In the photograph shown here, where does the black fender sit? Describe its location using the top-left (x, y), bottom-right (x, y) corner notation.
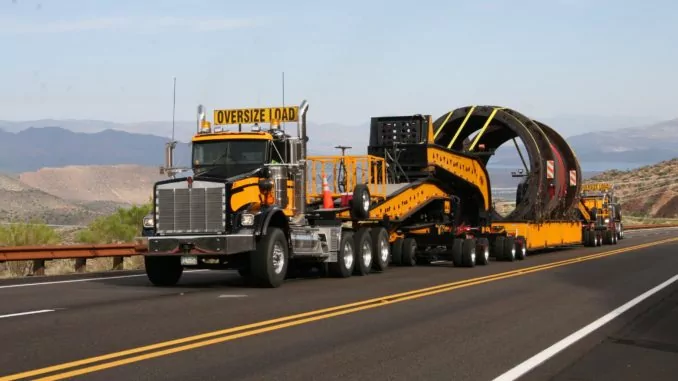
top-left (255, 207), bottom-right (290, 238)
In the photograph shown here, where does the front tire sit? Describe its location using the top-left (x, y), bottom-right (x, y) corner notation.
top-left (145, 256), bottom-right (183, 286)
top-left (251, 227), bottom-right (288, 288)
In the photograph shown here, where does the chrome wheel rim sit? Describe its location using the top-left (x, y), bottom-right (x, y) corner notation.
top-left (379, 238), bottom-right (389, 263)
top-left (343, 241), bottom-right (354, 270)
top-left (362, 193), bottom-right (370, 212)
top-left (272, 242), bottom-right (285, 274)
top-left (362, 241), bottom-right (372, 268)
top-left (484, 246), bottom-right (490, 261)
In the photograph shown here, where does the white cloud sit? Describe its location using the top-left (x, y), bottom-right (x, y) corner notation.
top-left (0, 16), bottom-right (261, 34)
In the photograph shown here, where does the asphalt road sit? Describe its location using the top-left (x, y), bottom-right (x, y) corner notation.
top-left (0, 227), bottom-right (677, 380)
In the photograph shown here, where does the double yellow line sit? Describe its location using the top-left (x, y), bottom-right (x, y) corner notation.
top-left (4, 237), bottom-right (678, 381)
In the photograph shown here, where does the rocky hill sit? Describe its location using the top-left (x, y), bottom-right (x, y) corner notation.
top-left (586, 158), bottom-right (678, 220)
top-left (0, 174), bottom-right (101, 225)
top-left (0, 165), bottom-right (163, 225)
top-left (19, 165), bottom-right (164, 205)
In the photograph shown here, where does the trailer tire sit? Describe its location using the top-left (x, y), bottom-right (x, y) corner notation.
top-left (611, 231), bottom-right (618, 245)
top-left (492, 236), bottom-right (506, 260)
top-left (329, 230), bottom-right (355, 278)
top-left (350, 184), bottom-right (371, 220)
top-left (390, 238), bottom-right (403, 265)
top-left (145, 256), bottom-right (183, 286)
top-left (401, 238), bottom-right (417, 267)
top-left (515, 236), bottom-right (527, 260)
top-left (461, 238), bottom-right (477, 267)
top-left (450, 239), bottom-right (464, 266)
top-left (503, 237), bottom-right (517, 262)
top-left (604, 230), bottom-right (613, 245)
top-left (251, 227), bottom-right (288, 288)
top-left (583, 230), bottom-right (592, 247)
top-left (476, 238), bottom-right (490, 266)
top-left (353, 228), bottom-right (373, 276)
top-left (371, 227), bottom-right (390, 272)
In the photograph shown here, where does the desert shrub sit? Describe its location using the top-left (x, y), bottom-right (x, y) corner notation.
top-left (77, 203), bottom-right (152, 244)
top-left (0, 221), bottom-right (60, 277)
top-left (0, 220), bottom-right (60, 246)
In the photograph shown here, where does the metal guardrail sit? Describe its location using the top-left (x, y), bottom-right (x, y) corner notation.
top-left (0, 243), bottom-right (147, 275)
top-left (0, 225), bottom-right (676, 276)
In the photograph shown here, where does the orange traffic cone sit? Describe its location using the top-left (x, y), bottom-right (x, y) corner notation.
top-left (322, 175), bottom-right (333, 208)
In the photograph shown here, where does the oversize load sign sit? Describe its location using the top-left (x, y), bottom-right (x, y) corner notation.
top-left (213, 106), bottom-right (299, 125)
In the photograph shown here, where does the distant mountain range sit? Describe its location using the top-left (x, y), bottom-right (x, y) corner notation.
top-left (0, 117), bottom-right (676, 173)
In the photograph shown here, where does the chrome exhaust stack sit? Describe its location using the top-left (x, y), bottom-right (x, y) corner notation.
top-left (294, 100), bottom-right (310, 218)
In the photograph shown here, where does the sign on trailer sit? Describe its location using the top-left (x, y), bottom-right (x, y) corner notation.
top-left (213, 106), bottom-right (299, 125)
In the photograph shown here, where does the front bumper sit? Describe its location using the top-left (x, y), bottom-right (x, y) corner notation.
top-left (145, 233), bottom-right (255, 256)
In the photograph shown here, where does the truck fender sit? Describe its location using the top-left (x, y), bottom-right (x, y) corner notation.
top-left (256, 207), bottom-right (290, 238)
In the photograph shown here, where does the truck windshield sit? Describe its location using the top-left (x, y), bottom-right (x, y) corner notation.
top-left (192, 140), bottom-right (268, 178)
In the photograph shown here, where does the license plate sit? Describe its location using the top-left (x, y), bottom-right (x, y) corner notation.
top-left (180, 256), bottom-right (198, 266)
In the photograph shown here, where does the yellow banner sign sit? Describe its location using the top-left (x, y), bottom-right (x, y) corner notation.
top-left (213, 106), bottom-right (299, 125)
top-left (581, 182), bottom-right (612, 192)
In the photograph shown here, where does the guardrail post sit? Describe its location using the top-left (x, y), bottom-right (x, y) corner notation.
top-left (32, 260), bottom-right (45, 276)
top-left (112, 257), bottom-right (124, 271)
top-left (75, 258), bottom-right (87, 273)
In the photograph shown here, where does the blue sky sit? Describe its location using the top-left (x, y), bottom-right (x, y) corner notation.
top-left (1, 0), bottom-right (677, 132)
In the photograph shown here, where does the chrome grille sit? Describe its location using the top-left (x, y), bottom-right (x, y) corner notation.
top-left (155, 181), bottom-right (225, 234)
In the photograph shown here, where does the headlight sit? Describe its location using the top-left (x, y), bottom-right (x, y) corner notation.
top-left (241, 213), bottom-right (255, 226)
top-left (143, 215), bottom-right (154, 228)
top-left (604, 218), bottom-right (610, 224)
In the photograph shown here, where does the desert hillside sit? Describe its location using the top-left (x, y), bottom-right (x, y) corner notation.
top-left (0, 174), bottom-right (101, 225)
top-left (19, 165), bottom-right (163, 205)
top-left (586, 158), bottom-right (678, 219)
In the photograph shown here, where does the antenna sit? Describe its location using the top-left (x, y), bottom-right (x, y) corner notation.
top-left (172, 76), bottom-right (176, 142)
top-left (282, 71), bottom-right (285, 132)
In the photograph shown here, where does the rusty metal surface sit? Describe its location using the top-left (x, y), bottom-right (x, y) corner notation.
top-left (0, 243), bottom-right (147, 261)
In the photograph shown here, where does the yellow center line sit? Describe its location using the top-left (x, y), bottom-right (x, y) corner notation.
top-left (3, 237), bottom-right (678, 381)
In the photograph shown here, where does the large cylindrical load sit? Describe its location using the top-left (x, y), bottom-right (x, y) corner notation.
top-left (432, 105), bottom-right (581, 222)
top-left (536, 121), bottom-right (582, 219)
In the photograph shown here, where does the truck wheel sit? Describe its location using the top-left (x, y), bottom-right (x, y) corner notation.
top-left (476, 238), bottom-right (490, 266)
top-left (329, 230), bottom-right (355, 277)
top-left (390, 238), bottom-right (403, 265)
top-left (401, 238), bottom-right (417, 267)
top-left (583, 230), bottom-right (591, 247)
top-left (145, 256), bottom-right (183, 286)
top-left (604, 230), bottom-right (613, 245)
top-left (449, 239), bottom-right (463, 266)
top-left (461, 238), bottom-right (477, 267)
top-left (251, 227), bottom-right (288, 288)
top-left (371, 227), bottom-right (390, 272)
top-left (503, 237), bottom-right (516, 262)
top-left (353, 228), bottom-right (373, 276)
top-left (611, 231), bottom-right (618, 244)
top-left (492, 236), bottom-right (506, 260)
top-left (515, 236), bottom-right (527, 260)
top-left (350, 184), bottom-right (371, 220)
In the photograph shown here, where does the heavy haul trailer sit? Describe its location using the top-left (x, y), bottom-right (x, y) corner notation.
top-left (368, 105), bottom-right (616, 263)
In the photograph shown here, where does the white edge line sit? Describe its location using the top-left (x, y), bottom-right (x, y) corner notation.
top-left (0, 269), bottom-right (210, 290)
top-left (492, 273), bottom-right (678, 381)
top-left (0, 309), bottom-right (55, 319)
